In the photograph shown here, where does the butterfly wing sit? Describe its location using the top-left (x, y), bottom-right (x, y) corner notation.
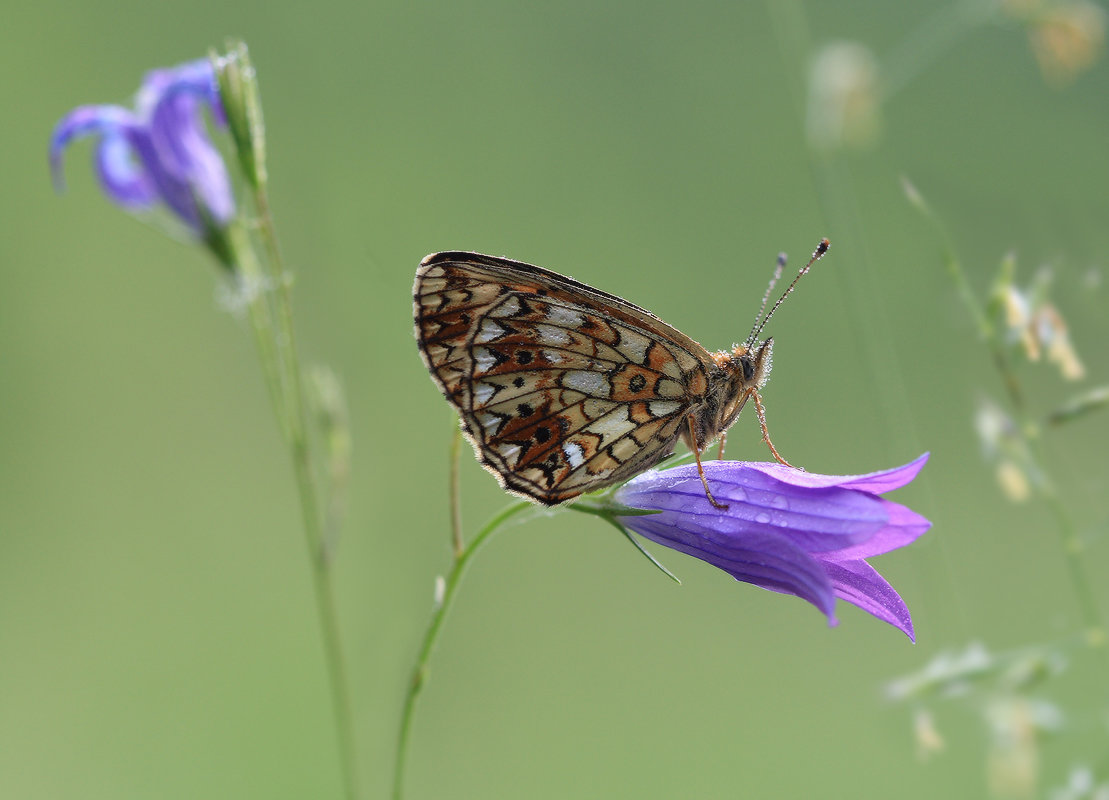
top-left (414, 251), bottom-right (715, 504)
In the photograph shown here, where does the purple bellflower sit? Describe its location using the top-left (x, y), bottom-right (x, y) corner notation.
top-left (615, 454), bottom-right (931, 640)
top-left (50, 58), bottom-right (235, 242)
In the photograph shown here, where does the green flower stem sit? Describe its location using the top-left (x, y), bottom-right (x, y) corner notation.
top-left (936, 227), bottom-right (1023, 412)
top-left (294, 459), bottom-right (359, 800)
top-left (1047, 385), bottom-right (1109, 426)
top-left (229, 208), bottom-right (360, 800)
top-left (252, 186), bottom-right (304, 435)
top-left (392, 500), bottom-right (533, 800)
top-left (1048, 495), bottom-right (1107, 650)
top-left (228, 223), bottom-right (286, 428)
top-left (1033, 451), bottom-right (1108, 653)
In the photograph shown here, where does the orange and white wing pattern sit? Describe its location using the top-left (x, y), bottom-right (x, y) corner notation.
top-left (414, 252), bottom-right (715, 505)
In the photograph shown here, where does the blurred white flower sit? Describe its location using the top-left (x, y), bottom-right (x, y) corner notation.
top-left (806, 41), bottom-right (882, 150)
top-left (999, 280), bottom-right (1086, 380)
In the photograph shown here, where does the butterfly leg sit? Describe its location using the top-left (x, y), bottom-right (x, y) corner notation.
top-left (751, 390), bottom-right (798, 469)
top-left (686, 414), bottom-right (729, 510)
top-left (716, 431), bottom-right (727, 461)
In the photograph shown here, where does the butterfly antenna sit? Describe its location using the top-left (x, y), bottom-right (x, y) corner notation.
top-left (748, 252), bottom-right (787, 344)
top-left (746, 238), bottom-right (830, 345)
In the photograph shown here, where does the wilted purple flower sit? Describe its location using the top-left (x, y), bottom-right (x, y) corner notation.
top-left (50, 58), bottom-right (234, 238)
top-left (615, 454), bottom-right (931, 640)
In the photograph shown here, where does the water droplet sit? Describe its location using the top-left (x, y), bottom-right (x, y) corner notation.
top-left (755, 512), bottom-right (771, 524)
top-left (771, 494), bottom-right (790, 510)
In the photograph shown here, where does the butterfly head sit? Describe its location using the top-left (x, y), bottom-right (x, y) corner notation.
top-left (718, 338), bottom-right (774, 390)
top-left (748, 337), bottom-right (773, 387)
top-left (704, 338), bottom-right (774, 437)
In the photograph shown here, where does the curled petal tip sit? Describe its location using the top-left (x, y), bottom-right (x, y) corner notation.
top-left (838, 452), bottom-right (930, 495)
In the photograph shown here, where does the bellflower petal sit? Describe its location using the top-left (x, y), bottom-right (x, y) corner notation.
top-left (614, 454), bottom-right (930, 639)
top-left (148, 65), bottom-right (234, 224)
top-left (746, 452), bottom-right (929, 494)
top-left (626, 514), bottom-right (839, 621)
top-left (49, 57), bottom-right (234, 236)
top-left (50, 105), bottom-right (137, 190)
top-left (823, 559), bottom-right (913, 639)
top-left (94, 134), bottom-right (157, 208)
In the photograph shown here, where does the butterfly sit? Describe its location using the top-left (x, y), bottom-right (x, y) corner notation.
top-left (413, 240), bottom-right (829, 507)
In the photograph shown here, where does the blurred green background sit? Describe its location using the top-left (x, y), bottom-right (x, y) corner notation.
top-left (3, 0), bottom-right (1108, 797)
